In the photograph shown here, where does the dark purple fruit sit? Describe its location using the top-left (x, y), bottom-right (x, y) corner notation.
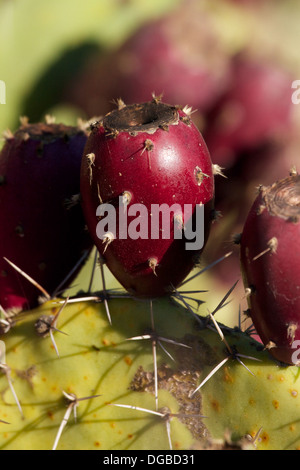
top-left (0, 119), bottom-right (93, 313)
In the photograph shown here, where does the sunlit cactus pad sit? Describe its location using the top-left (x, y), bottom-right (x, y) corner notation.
top-left (0, 294), bottom-right (299, 450)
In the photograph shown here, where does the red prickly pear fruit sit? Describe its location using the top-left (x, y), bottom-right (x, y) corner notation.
top-left (239, 172), bottom-right (300, 364)
top-left (203, 56), bottom-right (293, 168)
top-left (0, 120), bottom-right (93, 313)
top-left (80, 99), bottom-right (215, 298)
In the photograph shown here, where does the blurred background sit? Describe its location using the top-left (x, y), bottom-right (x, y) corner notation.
top-left (1, 0), bottom-right (300, 328)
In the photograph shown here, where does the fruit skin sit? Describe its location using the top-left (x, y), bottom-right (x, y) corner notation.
top-left (239, 174), bottom-right (300, 365)
top-left (80, 99), bottom-right (214, 298)
top-left (0, 120), bottom-right (93, 313)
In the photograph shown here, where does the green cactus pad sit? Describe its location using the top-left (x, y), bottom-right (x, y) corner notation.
top-left (0, 294), bottom-right (299, 450)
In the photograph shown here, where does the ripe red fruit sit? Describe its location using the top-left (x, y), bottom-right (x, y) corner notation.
top-left (239, 173), bottom-right (300, 364)
top-left (80, 99), bottom-right (215, 298)
top-left (65, 1), bottom-right (232, 123)
top-left (203, 56), bottom-right (293, 168)
top-left (0, 120), bottom-right (93, 313)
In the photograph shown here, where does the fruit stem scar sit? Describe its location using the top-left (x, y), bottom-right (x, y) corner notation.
top-left (102, 101), bottom-right (179, 135)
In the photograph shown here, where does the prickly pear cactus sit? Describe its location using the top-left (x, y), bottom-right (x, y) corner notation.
top-left (1, 274), bottom-right (300, 450)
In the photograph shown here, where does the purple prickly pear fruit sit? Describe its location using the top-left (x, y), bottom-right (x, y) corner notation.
top-left (0, 119), bottom-right (93, 313)
top-left (80, 99), bottom-right (215, 298)
top-left (239, 172), bottom-right (300, 364)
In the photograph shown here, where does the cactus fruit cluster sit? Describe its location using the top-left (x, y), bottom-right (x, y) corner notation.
top-left (62, 0), bottom-right (299, 300)
top-left (1, 92), bottom-right (300, 451)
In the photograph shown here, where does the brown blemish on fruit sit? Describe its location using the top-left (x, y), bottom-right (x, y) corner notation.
top-left (248, 398), bottom-right (255, 406)
top-left (94, 441), bottom-right (101, 447)
top-left (290, 389), bottom-right (298, 398)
